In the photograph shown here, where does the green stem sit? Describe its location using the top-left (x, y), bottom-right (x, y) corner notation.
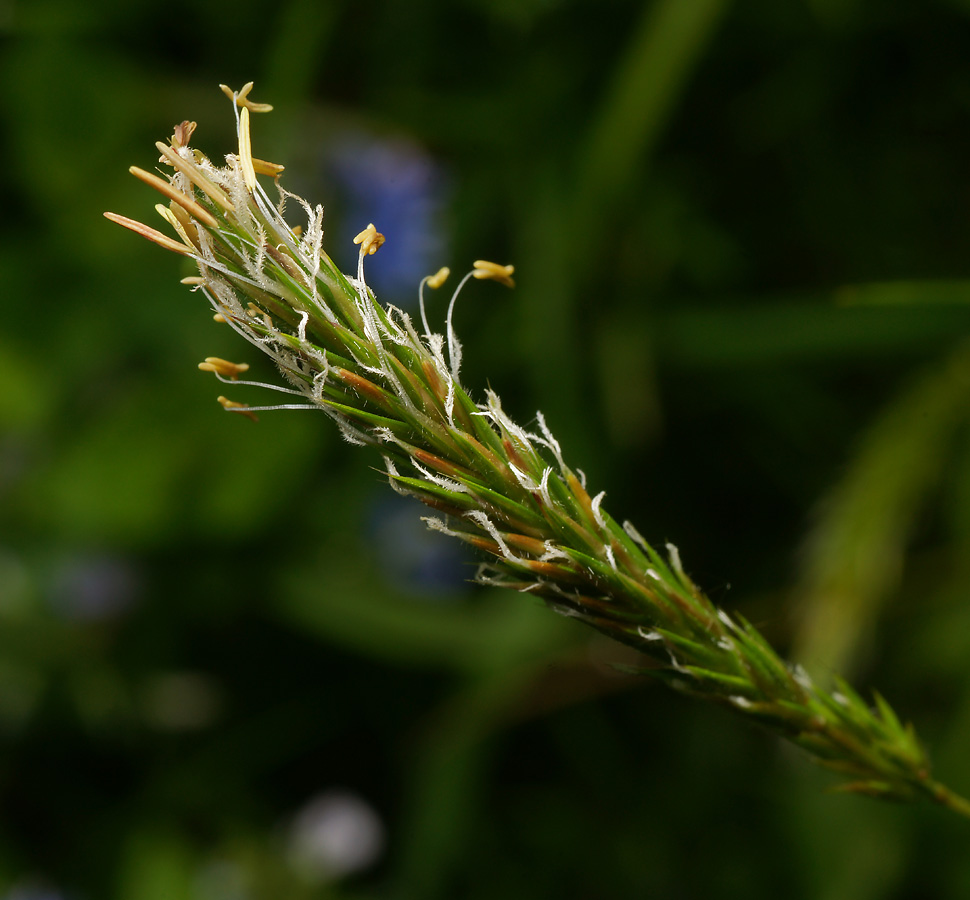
top-left (929, 780), bottom-right (970, 819)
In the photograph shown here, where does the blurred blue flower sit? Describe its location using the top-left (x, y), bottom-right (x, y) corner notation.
top-left (324, 133), bottom-right (448, 304)
top-left (45, 552), bottom-right (140, 621)
top-left (367, 494), bottom-right (472, 598)
top-left (3, 882), bottom-right (70, 900)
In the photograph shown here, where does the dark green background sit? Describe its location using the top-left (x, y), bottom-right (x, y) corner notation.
top-left (3, 0), bottom-right (970, 896)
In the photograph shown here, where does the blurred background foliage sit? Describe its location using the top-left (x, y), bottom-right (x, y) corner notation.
top-left (3, 0), bottom-right (970, 896)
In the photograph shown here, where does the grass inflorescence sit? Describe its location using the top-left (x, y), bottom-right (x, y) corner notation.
top-left (105, 83), bottom-right (970, 818)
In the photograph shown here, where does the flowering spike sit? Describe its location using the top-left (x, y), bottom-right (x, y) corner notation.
top-left (107, 83), bottom-right (970, 820)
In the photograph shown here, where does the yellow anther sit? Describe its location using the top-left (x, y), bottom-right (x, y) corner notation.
top-left (162, 202), bottom-right (199, 248)
top-left (199, 357), bottom-right (250, 379)
top-left (426, 266), bottom-right (450, 289)
top-left (166, 200), bottom-right (199, 250)
top-left (153, 204), bottom-right (194, 251)
top-left (252, 157), bottom-right (285, 176)
top-left (213, 313), bottom-right (227, 323)
top-left (181, 276), bottom-right (205, 285)
top-left (246, 302), bottom-right (271, 325)
top-left (264, 243), bottom-right (303, 279)
top-left (154, 203), bottom-right (179, 230)
top-left (472, 259), bottom-right (515, 288)
top-left (156, 142), bottom-right (235, 214)
top-left (171, 120), bottom-right (197, 148)
top-left (238, 107), bottom-right (257, 191)
top-left (129, 165), bottom-right (219, 228)
top-left (353, 223), bottom-right (386, 256)
top-left (217, 395), bottom-right (259, 422)
top-left (219, 82), bottom-right (274, 113)
top-left (103, 212), bottom-right (194, 256)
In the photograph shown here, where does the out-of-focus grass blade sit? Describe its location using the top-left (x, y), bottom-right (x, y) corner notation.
top-left (793, 341), bottom-right (970, 676)
top-left (837, 280), bottom-right (970, 306)
top-left (576, 0), bottom-right (730, 218)
top-left (656, 295), bottom-right (970, 367)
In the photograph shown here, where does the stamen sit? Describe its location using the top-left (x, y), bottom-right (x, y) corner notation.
top-left (129, 166), bottom-right (219, 228)
top-left (167, 197), bottom-right (196, 227)
top-left (212, 373), bottom-right (309, 395)
top-left (154, 202), bottom-right (177, 227)
top-left (153, 205), bottom-right (197, 252)
top-left (419, 267), bottom-right (450, 340)
top-left (220, 81), bottom-right (274, 113)
top-left (353, 223), bottom-right (386, 256)
top-left (217, 395), bottom-right (258, 422)
top-left (156, 142), bottom-right (235, 213)
top-left (103, 212), bottom-right (194, 256)
top-left (246, 302), bottom-right (269, 323)
top-left (229, 401), bottom-right (319, 413)
top-left (238, 107), bottom-right (257, 191)
top-left (471, 259), bottom-right (515, 288)
top-left (198, 357), bottom-right (250, 379)
top-left (427, 266), bottom-right (450, 290)
top-left (252, 157), bottom-right (285, 176)
top-left (171, 121), bottom-right (197, 148)
top-left (446, 270), bottom-right (476, 380)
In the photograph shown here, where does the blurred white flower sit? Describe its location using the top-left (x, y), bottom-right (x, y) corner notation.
top-left (286, 790), bottom-right (385, 882)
